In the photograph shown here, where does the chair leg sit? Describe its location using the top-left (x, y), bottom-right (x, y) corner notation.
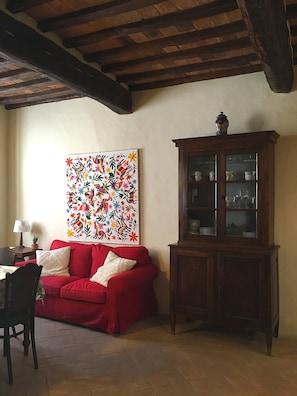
top-left (4, 326), bottom-right (13, 384)
top-left (30, 317), bottom-right (38, 369)
top-left (23, 323), bottom-right (30, 356)
top-left (11, 326), bottom-right (17, 337)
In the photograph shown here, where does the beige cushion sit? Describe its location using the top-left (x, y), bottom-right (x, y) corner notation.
top-left (36, 247), bottom-right (71, 276)
top-left (90, 251), bottom-right (136, 287)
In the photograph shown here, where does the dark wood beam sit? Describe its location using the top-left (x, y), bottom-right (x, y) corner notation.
top-left (0, 77), bottom-right (51, 93)
top-left (85, 20), bottom-right (247, 63)
top-left (131, 64), bottom-right (262, 91)
top-left (286, 3), bottom-right (297, 20)
top-left (38, 0), bottom-right (164, 32)
top-left (5, 93), bottom-right (82, 110)
top-left (117, 53), bottom-right (259, 84)
top-left (0, 86), bottom-right (77, 105)
top-left (6, 0), bottom-right (52, 13)
top-left (236, 0), bottom-right (294, 93)
top-left (0, 10), bottom-right (131, 114)
top-left (64, 0), bottom-right (238, 48)
top-left (102, 37), bottom-right (253, 74)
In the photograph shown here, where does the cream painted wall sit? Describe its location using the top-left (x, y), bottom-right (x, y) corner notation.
top-left (0, 106), bottom-right (8, 245)
top-left (5, 70), bottom-right (297, 336)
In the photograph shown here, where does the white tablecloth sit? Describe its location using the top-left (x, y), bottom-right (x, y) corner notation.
top-left (0, 265), bottom-right (18, 280)
top-left (0, 265), bottom-right (44, 309)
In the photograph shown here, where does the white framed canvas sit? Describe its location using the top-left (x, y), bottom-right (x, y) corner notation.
top-left (66, 149), bottom-right (139, 244)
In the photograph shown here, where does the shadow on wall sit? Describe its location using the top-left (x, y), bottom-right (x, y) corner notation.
top-left (149, 248), bottom-right (170, 316)
top-left (275, 135), bottom-right (297, 335)
top-left (246, 112), bottom-right (267, 132)
top-left (275, 135), bottom-right (297, 247)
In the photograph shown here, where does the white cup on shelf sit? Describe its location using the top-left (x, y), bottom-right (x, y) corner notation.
top-left (194, 171), bottom-right (202, 181)
top-left (244, 171), bottom-right (252, 181)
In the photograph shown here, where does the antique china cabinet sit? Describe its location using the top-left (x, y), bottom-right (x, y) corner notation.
top-left (169, 131), bottom-right (279, 355)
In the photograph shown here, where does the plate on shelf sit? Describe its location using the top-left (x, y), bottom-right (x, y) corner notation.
top-left (243, 231), bottom-right (256, 238)
top-left (200, 227), bottom-right (215, 235)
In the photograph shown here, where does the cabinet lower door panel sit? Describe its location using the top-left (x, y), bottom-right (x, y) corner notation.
top-left (217, 254), bottom-right (265, 328)
top-left (172, 250), bottom-right (214, 318)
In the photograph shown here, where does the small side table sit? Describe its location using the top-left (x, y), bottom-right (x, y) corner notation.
top-left (11, 247), bottom-right (38, 262)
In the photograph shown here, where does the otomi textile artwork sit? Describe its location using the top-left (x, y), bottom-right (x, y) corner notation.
top-left (66, 149), bottom-right (139, 244)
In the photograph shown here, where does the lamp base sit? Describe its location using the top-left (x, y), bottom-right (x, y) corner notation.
top-left (19, 232), bottom-right (24, 248)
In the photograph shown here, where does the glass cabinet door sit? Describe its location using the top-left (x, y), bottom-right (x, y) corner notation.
top-left (225, 153), bottom-right (257, 239)
top-left (187, 155), bottom-right (217, 236)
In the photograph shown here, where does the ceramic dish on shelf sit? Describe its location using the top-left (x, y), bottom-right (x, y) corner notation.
top-left (200, 227), bottom-right (215, 235)
top-left (243, 231), bottom-right (256, 238)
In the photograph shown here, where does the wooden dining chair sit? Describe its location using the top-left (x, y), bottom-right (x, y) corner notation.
top-left (0, 263), bottom-right (42, 384)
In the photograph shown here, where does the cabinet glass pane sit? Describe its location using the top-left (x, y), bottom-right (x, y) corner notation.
top-left (189, 155), bottom-right (216, 182)
top-left (226, 153), bottom-right (257, 181)
top-left (188, 210), bottom-right (216, 235)
top-left (187, 155), bottom-right (217, 236)
top-left (225, 153), bottom-right (258, 239)
top-left (225, 184), bottom-right (257, 209)
top-left (226, 212), bottom-right (257, 238)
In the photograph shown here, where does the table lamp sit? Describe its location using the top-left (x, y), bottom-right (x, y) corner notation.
top-left (13, 220), bottom-right (31, 248)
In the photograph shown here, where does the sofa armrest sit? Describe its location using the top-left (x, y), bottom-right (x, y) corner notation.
top-left (15, 258), bottom-right (37, 267)
top-left (107, 264), bottom-right (158, 294)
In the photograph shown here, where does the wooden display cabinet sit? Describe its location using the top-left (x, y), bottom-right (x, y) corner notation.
top-left (169, 131), bottom-right (279, 355)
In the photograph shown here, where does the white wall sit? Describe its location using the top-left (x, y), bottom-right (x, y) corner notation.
top-left (0, 106), bottom-right (8, 245)
top-left (6, 70), bottom-right (297, 336)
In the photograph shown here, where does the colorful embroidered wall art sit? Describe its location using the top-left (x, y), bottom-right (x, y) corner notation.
top-left (66, 149), bottom-right (139, 244)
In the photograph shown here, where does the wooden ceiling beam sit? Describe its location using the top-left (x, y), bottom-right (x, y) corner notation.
top-left (64, 0), bottom-right (238, 48)
top-left (236, 0), bottom-right (294, 93)
top-left (0, 10), bottom-right (131, 113)
top-left (38, 0), bottom-right (164, 32)
top-left (131, 64), bottom-right (262, 91)
top-left (102, 37), bottom-right (253, 74)
top-left (117, 53), bottom-right (259, 84)
top-left (4, 93), bottom-right (82, 110)
top-left (85, 20), bottom-right (247, 63)
top-left (0, 86), bottom-right (78, 105)
top-left (286, 3), bottom-right (297, 19)
top-left (0, 78), bottom-right (61, 94)
top-left (6, 0), bottom-right (52, 13)
top-left (0, 68), bottom-right (34, 80)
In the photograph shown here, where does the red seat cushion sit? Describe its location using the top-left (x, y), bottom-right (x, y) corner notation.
top-left (60, 278), bottom-right (107, 304)
top-left (50, 240), bottom-right (93, 278)
top-left (41, 275), bottom-right (80, 298)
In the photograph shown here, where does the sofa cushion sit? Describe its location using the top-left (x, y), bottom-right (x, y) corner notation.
top-left (37, 247), bottom-right (71, 276)
top-left (41, 275), bottom-right (80, 298)
top-left (91, 244), bottom-right (150, 276)
top-left (60, 278), bottom-right (107, 304)
top-left (90, 251), bottom-right (136, 287)
top-left (50, 240), bottom-right (93, 278)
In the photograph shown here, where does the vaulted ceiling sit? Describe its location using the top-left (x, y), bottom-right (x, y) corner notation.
top-left (0, 0), bottom-right (296, 113)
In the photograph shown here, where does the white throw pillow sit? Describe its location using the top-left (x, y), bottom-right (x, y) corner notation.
top-left (36, 247), bottom-right (71, 276)
top-left (90, 251), bottom-right (136, 287)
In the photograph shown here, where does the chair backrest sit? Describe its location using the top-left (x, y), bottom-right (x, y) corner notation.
top-left (4, 263), bottom-right (42, 319)
top-left (0, 247), bottom-right (15, 266)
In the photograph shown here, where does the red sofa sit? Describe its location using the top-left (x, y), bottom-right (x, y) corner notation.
top-left (20, 239), bottom-right (159, 334)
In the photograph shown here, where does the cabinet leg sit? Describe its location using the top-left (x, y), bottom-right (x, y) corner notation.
top-left (274, 320), bottom-right (279, 338)
top-left (170, 313), bottom-right (176, 335)
top-left (266, 331), bottom-right (272, 356)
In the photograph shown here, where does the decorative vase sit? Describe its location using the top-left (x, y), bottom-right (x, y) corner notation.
top-left (215, 112), bottom-right (229, 135)
top-left (32, 244), bottom-right (39, 250)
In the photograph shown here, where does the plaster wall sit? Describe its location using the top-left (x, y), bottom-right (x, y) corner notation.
top-left (5, 70), bottom-right (297, 336)
top-left (0, 106), bottom-right (8, 245)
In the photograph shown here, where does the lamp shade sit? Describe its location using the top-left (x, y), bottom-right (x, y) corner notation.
top-left (13, 220), bottom-right (31, 233)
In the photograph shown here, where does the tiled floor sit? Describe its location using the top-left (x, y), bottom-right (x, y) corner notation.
top-left (0, 315), bottom-right (297, 395)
